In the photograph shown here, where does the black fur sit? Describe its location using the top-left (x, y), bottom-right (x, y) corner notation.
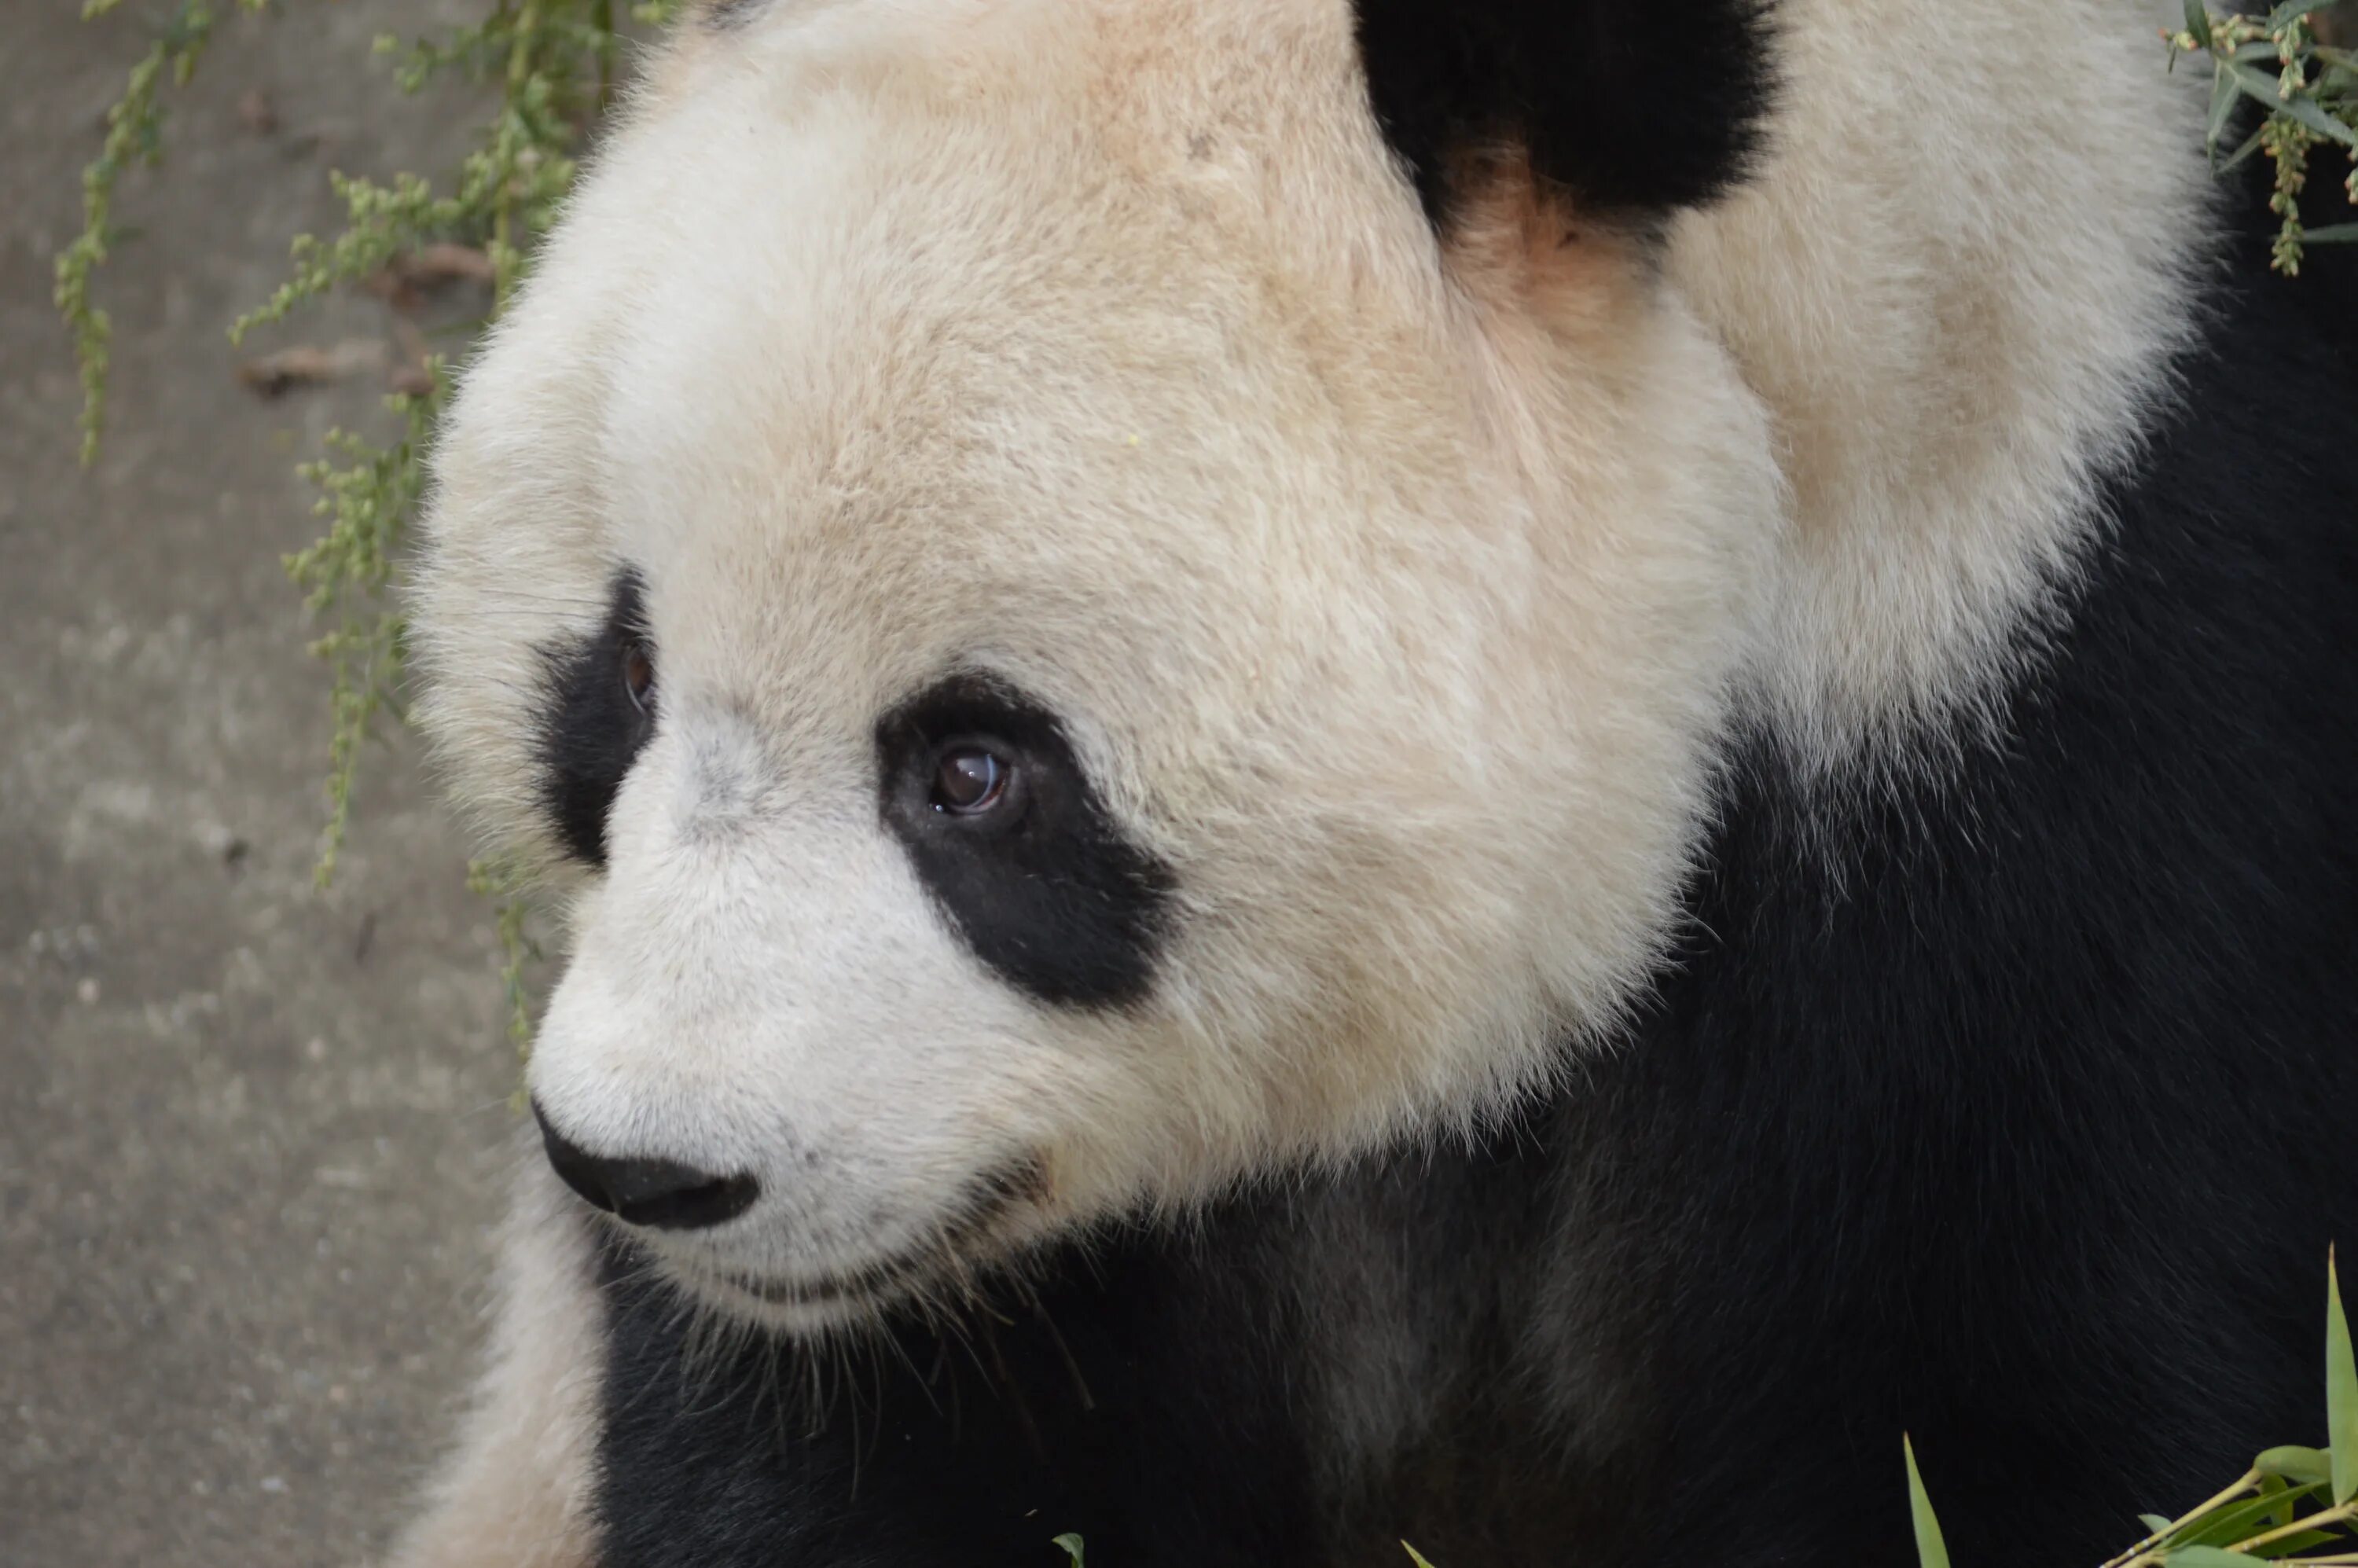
top-left (537, 571), bottom-right (656, 867)
top-left (1350, 0), bottom-right (1774, 226)
top-left (593, 1218), bottom-right (1320, 1567)
top-left (587, 178), bottom-right (2358, 1562)
top-left (876, 673), bottom-right (1173, 1011)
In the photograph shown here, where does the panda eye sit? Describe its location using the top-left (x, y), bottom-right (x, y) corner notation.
top-left (931, 745), bottom-right (1012, 815)
top-left (620, 637), bottom-right (656, 715)
top-left (876, 673), bottom-right (1173, 1008)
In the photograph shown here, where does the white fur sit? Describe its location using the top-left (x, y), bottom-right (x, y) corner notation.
top-left (414, 0), bottom-right (1774, 1336)
top-left (391, 0), bottom-right (2215, 1555)
top-left (1673, 0), bottom-right (2212, 764)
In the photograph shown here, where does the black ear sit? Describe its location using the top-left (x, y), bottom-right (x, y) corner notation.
top-left (1352, 1), bottom-right (1775, 229)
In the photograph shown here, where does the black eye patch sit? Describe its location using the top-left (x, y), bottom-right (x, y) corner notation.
top-left (536, 571), bottom-right (656, 867)
top-left (876, 674), bottom-right (1175, 1011)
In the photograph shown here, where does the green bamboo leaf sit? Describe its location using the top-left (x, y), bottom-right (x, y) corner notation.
top-left (2164, 1548), bottom-right (2251, 1567)
top-left (1402, 1545), bottom-right (1439, 1568)
top-left (2244, 1529), bottom-right (2354, 1555)
top-left (2224, 57), bottom-right (2294, 108)
top-left (2225, 59), bottom-right (2358, 147)
top-left (2265, 0), bottom-right (2341, 29)
top-left (2187, 0), bottom-right (2216, 50)
top-left (2257, 1471), bottom-right (2293, 1531)
top-left (2299, 223), bottom-right (2358, 244)
top-left (2259, 1446), bottom-right (2334, 1485)
top-left (2143, 1514), bottom-right (2177, 1533)
top-left (2209, 60), bottom-right (2243, 156)
top-left (2330, 1248), bottom-right (2356, 1506)
top-left (1906, 1436), bottom-right (1952, 1568)
top-left (2218, 123), bottom-right (2270, 174)
top-left (2169, 1482), bottom-right (2327, 1548)
top-left (2277, 94), bottom-right (2358, 149)
top-left (1051, 1533), bottom-right (1084, 1567)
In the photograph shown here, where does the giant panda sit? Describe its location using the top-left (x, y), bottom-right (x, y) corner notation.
top-left (386, 0), bottom-right (2358, 1562)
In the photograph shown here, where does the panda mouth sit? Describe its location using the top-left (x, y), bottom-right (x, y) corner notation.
top-left (714, 1156), bottom-right (1047, 1315)
top-left (726, 1255), bottom-right (938, 1308)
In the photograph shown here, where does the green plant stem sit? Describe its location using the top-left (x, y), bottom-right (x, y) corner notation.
top-left (57, 0), bottom-right (259, 464)
top-left (494, 0), bottom-right (541, 310)
top-left (2120, 1497), bottom-right (2356, 1566)
top-left (2232, 1503), bottom-right (2358, 1555)
top-left (593, 0), bottom-right (615, 108)
top-left (2106, 1472), bottom-right (2263, 1568)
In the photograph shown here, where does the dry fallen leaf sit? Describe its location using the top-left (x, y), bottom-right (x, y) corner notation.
top-left (365, 244), bottom-right (497, 313)
top-left (389, 319), bottom-right (436, 398)
top-left (235, 339), bottom-right (388, 398)
top-left (236, 88), bottom-right (278, 137)
top-left (404, 244), bottom-right (496, 285)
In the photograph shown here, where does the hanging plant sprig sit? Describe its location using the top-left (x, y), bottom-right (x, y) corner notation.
top-left (57, 0), bottom-right (681, 1045)
top-left (54, 0), bottom-right (275, 467)
top-left (2169, 2), bottom-right (2358, 273)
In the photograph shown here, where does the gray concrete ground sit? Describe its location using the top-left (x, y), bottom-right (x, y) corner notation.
top-left (3, 5), bottom-right (533, 1563)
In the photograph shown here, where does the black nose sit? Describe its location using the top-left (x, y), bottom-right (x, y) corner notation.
top-left (533, 1102), bottom-right (759, 1232)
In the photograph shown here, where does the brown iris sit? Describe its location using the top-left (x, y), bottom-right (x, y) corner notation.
top-left (931, 747), bottom-right (1008, 814)
top-left (621, 638), bottom-right (656, 714)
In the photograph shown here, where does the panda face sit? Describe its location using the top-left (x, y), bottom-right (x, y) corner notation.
top-left (411, 0), bottom-right (1780, 1331)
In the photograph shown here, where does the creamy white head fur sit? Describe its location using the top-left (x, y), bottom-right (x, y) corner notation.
top-left (410, 0), bottom-right (2208, 1331)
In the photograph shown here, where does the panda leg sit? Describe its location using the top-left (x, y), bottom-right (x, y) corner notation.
top-left (380, 1145), bottom-right (604, 1568)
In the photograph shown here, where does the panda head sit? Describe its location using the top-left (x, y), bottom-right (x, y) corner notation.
top-left (411, 0), bottom-right (1781, 1331)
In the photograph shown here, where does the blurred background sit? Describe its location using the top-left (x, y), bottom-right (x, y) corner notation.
top-left (4, 4), bottom-right (532, 1562)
